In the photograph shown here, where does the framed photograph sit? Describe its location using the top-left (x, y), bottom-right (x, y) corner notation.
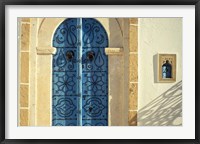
top-left (1, 0), bottom-right (199, 143)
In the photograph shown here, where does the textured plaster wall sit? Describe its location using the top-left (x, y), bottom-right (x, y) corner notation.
top-left (138, 18), bottom-right (182, 126)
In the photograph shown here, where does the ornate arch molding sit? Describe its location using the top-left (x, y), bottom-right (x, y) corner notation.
top-left (37, 18), bottom-right (65, 55)
top-left (36, 18), bottom-right (122, 55)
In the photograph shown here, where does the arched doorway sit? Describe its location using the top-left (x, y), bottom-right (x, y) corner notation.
top-left (52, 18), bottom-right (109, 126)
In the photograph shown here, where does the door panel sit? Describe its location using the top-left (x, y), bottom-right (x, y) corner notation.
top-left (52, 18), bottom-right (108, 126)
top-left (52, 18), bottom-right (79, 126)
top-left (53, 18), bottom-right (78, 48)
top-left (82, 18), bottom-right (108, 126)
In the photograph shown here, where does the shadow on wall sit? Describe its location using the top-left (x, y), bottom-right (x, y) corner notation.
top-left (108, 18), bottom-right (124, 125)
top-left (137, 80), bottom-right (182, 126)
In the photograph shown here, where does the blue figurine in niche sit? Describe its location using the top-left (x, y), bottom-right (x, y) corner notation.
top-left (162, 60), bottom-right (172, 78)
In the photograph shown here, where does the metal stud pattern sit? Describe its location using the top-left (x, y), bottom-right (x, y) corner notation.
top-left (52, 18), bottom-right (108, 126)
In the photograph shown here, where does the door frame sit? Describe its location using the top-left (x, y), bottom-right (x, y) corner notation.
top-left (35, 18), bottom-right (129, 126)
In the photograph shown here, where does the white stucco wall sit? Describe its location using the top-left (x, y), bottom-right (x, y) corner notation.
top-left (138, 18), bottom-right (182, 126)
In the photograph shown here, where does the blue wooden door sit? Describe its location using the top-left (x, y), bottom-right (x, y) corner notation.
top-left (52, 18), bottom-right (108, 126)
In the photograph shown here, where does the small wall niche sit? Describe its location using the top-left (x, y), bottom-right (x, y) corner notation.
top-left (157, 54), bottom-right (176, 83)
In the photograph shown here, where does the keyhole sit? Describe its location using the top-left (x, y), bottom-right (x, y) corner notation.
top-left (89, 106), bottom-right (93, 112)
top-left (66, 51), bottom-right (74, 60)
top-left (87, 51), bottom-right (95, 61)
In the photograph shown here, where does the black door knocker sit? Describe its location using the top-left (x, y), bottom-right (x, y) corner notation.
top-left (66, 51), bottom-right (74, 60)
top-left (87, 51), bottom-right (95, 61)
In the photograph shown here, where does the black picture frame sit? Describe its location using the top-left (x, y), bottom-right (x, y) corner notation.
top-left (1, 0), bottom-right (199, 143)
